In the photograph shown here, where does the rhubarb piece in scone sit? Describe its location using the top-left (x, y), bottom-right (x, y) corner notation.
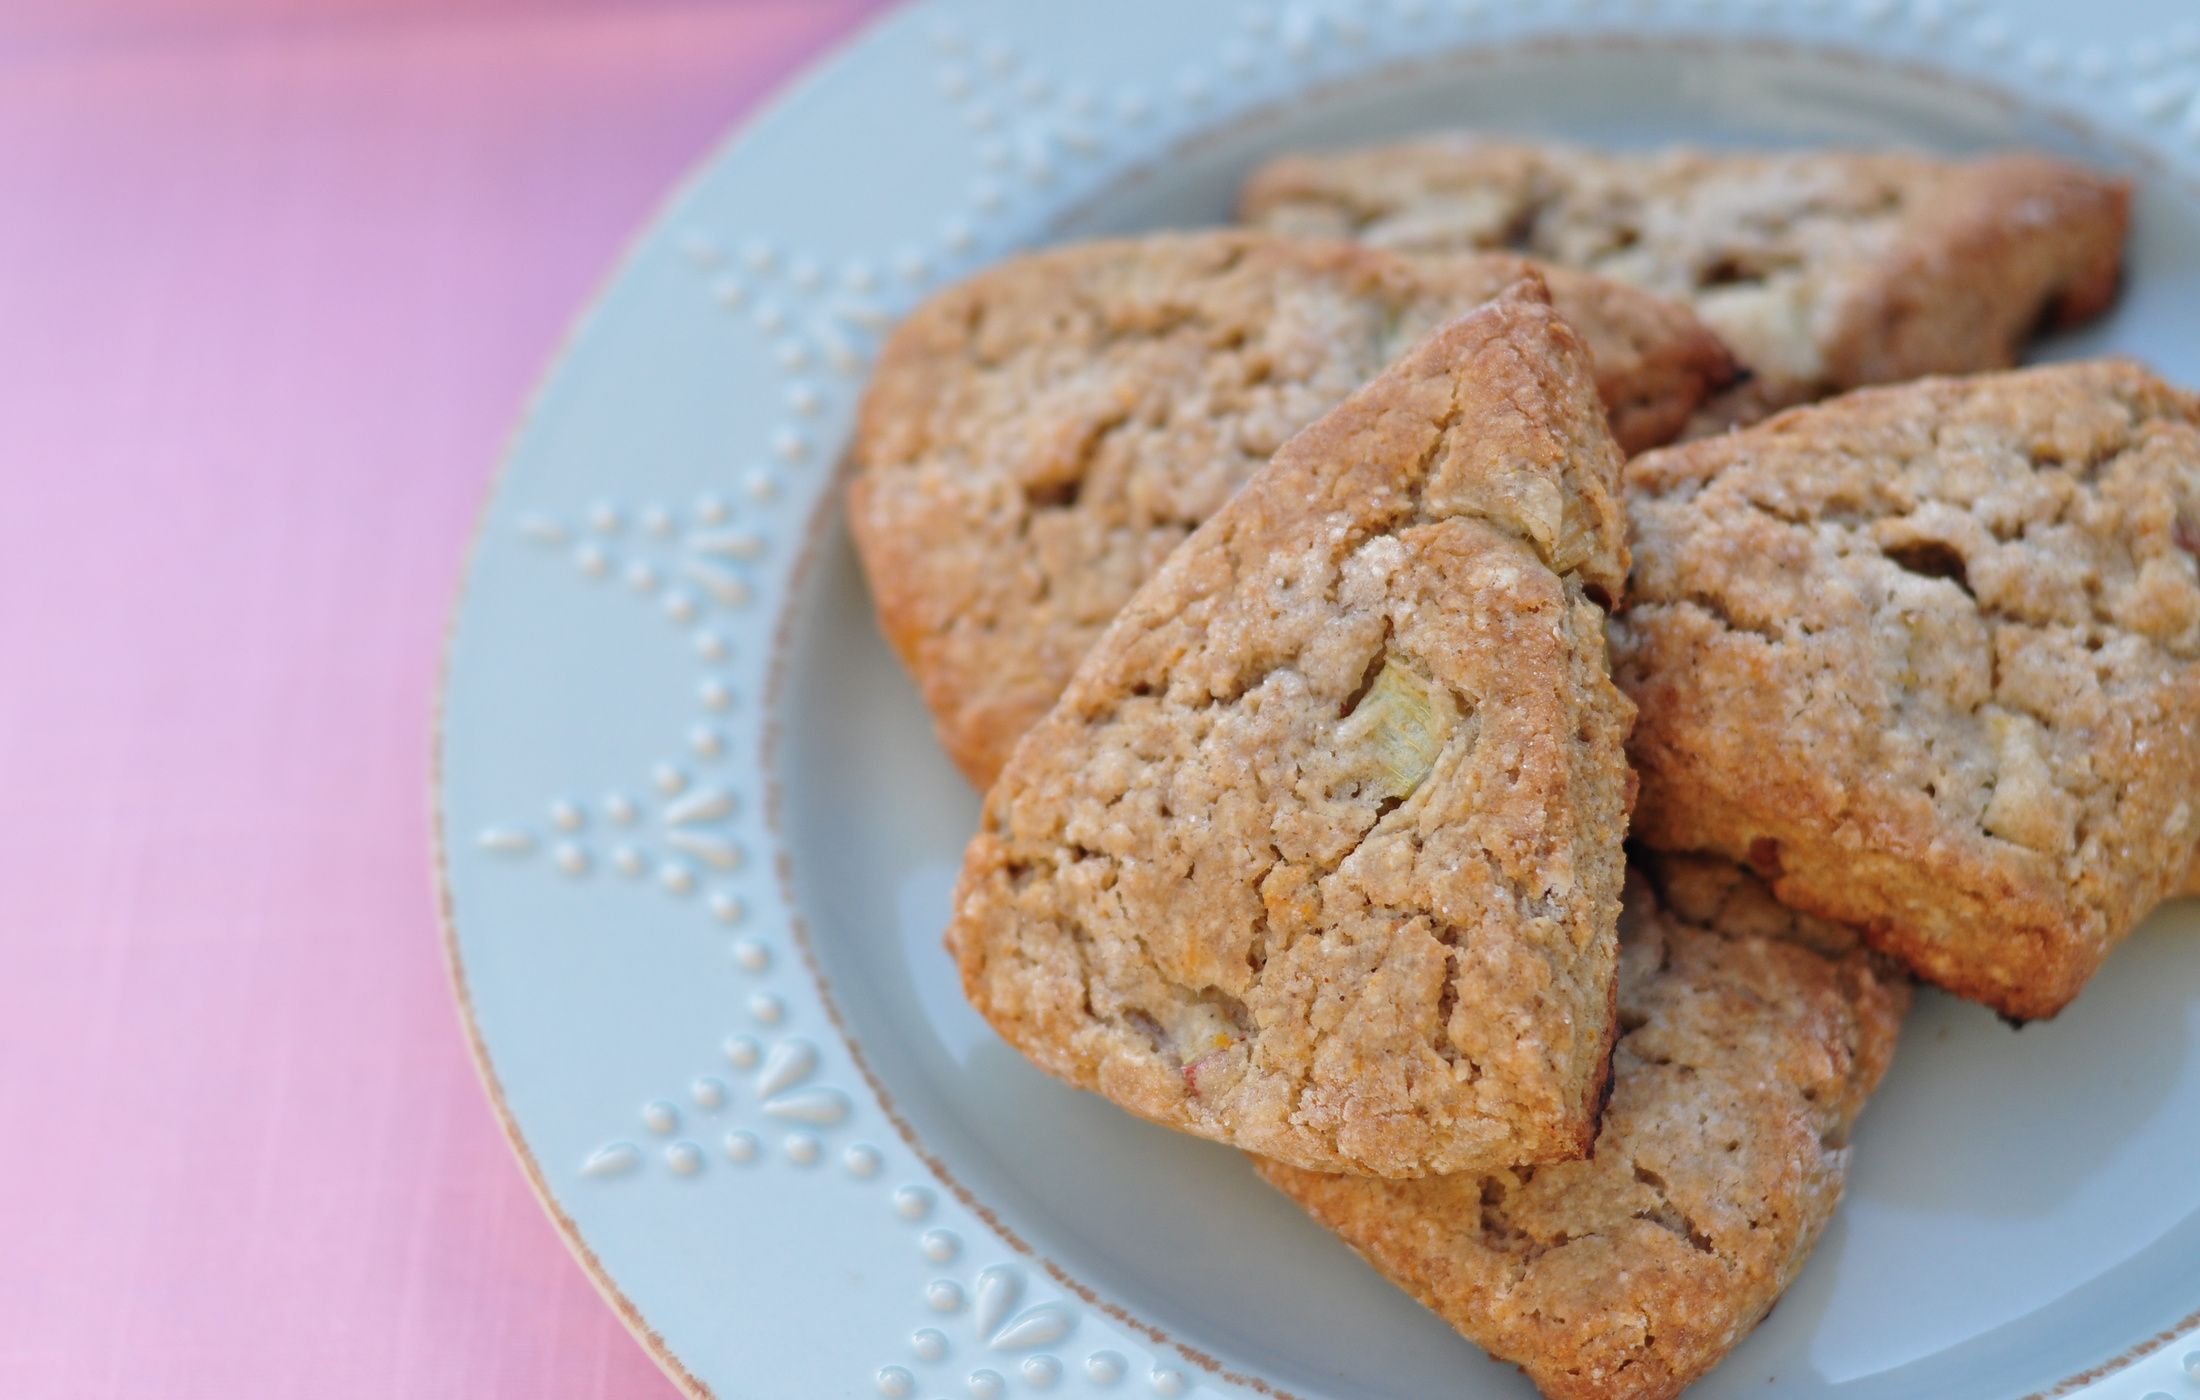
top-left (1257, 857), bottom-right (1910, 1400)
top-left (848, 230), bottom-right (1730, 786)
top-left (1617, 361), bottom-right (2200, 1019)
top-left (947, 281), bottom-right (1635, 1177)
top-left (1242, 140), bottom-right (2127, 431)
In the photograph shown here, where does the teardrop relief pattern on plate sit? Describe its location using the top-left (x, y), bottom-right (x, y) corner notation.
top-left (881, 1257), bottom-right (1196, 1397)
top-left (476, 492), bottom-right (762, 927)
top-left (579, 1027), bottom-right (855, 1180)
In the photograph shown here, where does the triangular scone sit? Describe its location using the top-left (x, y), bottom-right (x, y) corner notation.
top-left (1617, 361), bottom-right (2200, 1019)
top-left (1242, 141), bottom-right (2127, 431)
top-left (849, 231), bottom-right (1731, 786)
top-left (1258, 858), bottom-right (1910, 1400)
top-left (948, 281), bottom-right (1635, 1177)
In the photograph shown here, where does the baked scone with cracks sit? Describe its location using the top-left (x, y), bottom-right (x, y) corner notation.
top-left (1617, 361), bottom-right (2200, 1020)
top-left (948, 281), bottom-right (1635, 1177)
top-left (1258, 856), bottom-right (1910, 1400)
top-left (849, 230), bottom-right (1731, 786)
top-left (1241, 140), bottom-right (2127, 432)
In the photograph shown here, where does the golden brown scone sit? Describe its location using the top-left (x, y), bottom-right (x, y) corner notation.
top-left (848, 231), bottom-right (1731, 786)
top-left (948, 281), bottom-right (1634, 1177)
top-left (1617, 361), bottom-right (2200, 1020)
top-left (1257, 856), bottom-right (1910, 1400)
top-left (1241, 140), bottom-right (2128, 432)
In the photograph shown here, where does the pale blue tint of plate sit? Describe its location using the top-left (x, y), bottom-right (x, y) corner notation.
top-left (438, 2), bottom-right (2200, 1396)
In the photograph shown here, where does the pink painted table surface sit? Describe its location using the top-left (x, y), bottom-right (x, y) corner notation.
top-left (0, 1), bottom-right (892, 1394)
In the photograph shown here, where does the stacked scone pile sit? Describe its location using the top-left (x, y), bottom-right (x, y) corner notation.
top-left (846, 140), bottom-right (2199, 1400)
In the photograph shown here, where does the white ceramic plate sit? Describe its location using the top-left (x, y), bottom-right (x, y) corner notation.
top-left (436, 3), bottom-right (2200, 1396)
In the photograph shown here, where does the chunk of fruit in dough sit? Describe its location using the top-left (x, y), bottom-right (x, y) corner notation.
top-left (1343, 657), bottom-right (1457, 802)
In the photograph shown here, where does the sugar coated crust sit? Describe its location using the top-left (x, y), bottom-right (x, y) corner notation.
top-left (947, 283), bottom-right (1634, 1177)
top-left (1241, 140), bottom-right (2127, 433)
top-left (1257, 856), bottom-right (1910, 1400)
top-left (847, 231), bottom-right (1731, 786)
top-left (1616, 361), bottom-right (2200, 1019)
